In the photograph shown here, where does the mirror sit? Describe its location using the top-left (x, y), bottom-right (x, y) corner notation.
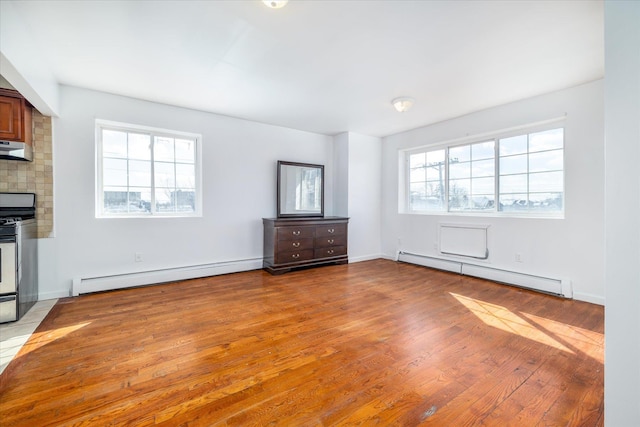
top-left (277, 160), bottom-right (324, 217)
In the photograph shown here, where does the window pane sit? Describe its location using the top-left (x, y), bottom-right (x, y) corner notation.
top-left (175, 139), bottom-right (195, 163)
top-left (103, 158), bottom-right (128, 186)
top-left (126, 190), bottom-right (151, 213)
top-left (103, 130), bottom-right (127, 158)
top-left (529, 171), bottom-right (563, 192)
top-left (130, 190), bottom-right (151, 213)
top-left (529, 150), bottom-right (563, 173)
top-left (449, 179), bottom-right (471, 196)
top-left (449, 162), bottom-right (470, 179)
top-left (500, 174), bottom-right (527, 193)
top-left (472, 158), bottom-right (494, 177)
top-left (472, 176), bottom-right (494, 194)
top-left (450, 145), bottom-right (470, 163)
top-left (529, 192), bottom-right (563, 211)
top-left (155, 188), bottom-right (177, 212)
top-left (499, 135), bottom-right (527, 156)
top-left (472, 141), bottom-right (494, 160)
top-left (426, 149), bottom-right (445, 165)
top-left (426, 149), bottom-right (446, 182)
top-left (155, 162), bottom-right (176, 188)
top-left (409, 153), bottom-right (425, 169)
top-left (410, 166), bottom-right (425, 183)
top-left (176, 164), bottom-right (195, 188)
top-left (155, 137), bottom-right (175, 162)
top-left (529, 128), bottom-right (563, 153)
top-left (409, 182), bottom-right (426, 210)
top-left (471, 195), bottom-right (495, 210)
top-left (449, 179), bottom-right (471, 209)
top-left (499, 194), bottom-right (529, 211)
top-left (128, 133), bottom-right (151, 160)
top-left (426, 165), bottom-right (444, 181)
top-left (174, 190), bottom-right (196, 212)
top-left (103, 187), bottom-right (129, 213)
top-left (129, 160), bottom-right (151, 187)
top-left (500, 154), bottom-right (527, 175)
top-left (426, 181), bottom-right (444, 198)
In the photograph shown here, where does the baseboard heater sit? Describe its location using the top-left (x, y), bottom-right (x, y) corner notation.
top-left (397, 251), bottom-right (572, 298)
top-left (72, 258), bottom-right (263, 296)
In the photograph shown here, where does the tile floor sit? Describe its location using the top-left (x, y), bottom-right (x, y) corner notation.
top-left (0, 299), bottom-right (57, 375)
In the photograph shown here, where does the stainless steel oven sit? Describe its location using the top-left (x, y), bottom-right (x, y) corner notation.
top-left (0, 193), bottom-right (38, 323)
top-left (0, 240), bottom-right (18, 322)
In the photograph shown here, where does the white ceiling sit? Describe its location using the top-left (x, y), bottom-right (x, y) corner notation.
top-left (8, 0), bottom-right (603, 137)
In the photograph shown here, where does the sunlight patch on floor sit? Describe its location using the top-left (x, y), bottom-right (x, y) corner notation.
top-left (21, 322), bottom-right (92, 355)
top-left (450, 292), bottom-right (574, 354)
top-left (521, 312), bottom-right (604, 363)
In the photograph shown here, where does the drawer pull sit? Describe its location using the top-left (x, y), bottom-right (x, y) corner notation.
top-left (292, 253), bottom-right (300, 259)
top-left (327, 249), bottom-right (334, 255)
top-left (327, 228), bottom-right (335, 234)
top-left (327, 239), bottom-right (334, 244)
top-left (292, 242), bottom-right (300, 248)
top-left (292, 230), bottom-right (301, 236)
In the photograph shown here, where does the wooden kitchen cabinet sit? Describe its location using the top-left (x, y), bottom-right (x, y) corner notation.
top-left (0, 88), bottom-right (32, 144)
top-left (263, 217), bottom-right (348, 274)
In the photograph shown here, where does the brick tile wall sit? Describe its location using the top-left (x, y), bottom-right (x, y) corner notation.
top-left (0, 110), bottom-right (54, 238)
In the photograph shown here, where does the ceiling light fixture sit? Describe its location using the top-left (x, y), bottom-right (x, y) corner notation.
top-left (263, 0), bottom-right (288, 8)
top-left (392, 97), bottom-right (415, 113)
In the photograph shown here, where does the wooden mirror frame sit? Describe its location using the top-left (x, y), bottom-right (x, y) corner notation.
top-left (277, 160), bottom-right (324, 218)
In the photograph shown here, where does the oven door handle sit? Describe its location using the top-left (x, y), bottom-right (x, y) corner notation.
top-left (0, 295), bottom-right (16, 303)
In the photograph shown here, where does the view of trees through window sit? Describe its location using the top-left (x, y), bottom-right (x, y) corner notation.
top-left (98, 124), bottom-right (198, 216)
top-left (407, 127), bottom-right (564, 215)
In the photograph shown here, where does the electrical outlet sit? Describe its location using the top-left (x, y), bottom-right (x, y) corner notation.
top-left (135, 252), bottom-right (143, 263)
top-left (515, 253), bottom-right (523, 263)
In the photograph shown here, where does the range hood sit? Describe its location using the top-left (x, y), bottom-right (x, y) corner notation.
top-left (0, 140), bottom-right (33, 161)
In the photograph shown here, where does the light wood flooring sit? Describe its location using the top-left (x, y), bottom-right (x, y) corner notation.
top-left (0, 259), bottom-right (604, 426)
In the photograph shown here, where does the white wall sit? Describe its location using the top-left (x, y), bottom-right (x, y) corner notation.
top-left (39, 85), bottom-right (334, 298)
top-left (0, 0), bottom-right (59, 116)
top-left (345, 133), bottom-right (382, 262)
top-left (604, 1), bottom-right (640, 425)
top-left (333, 133), bottom-right (349, 217)
top-left (381, 80), bottom-right (604, 304)
top-left (333, 132), bottom-right (382, 262)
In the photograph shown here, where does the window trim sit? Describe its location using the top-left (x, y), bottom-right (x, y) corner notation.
top-left (402, 118), bottom-right (566, 219)
top-left (95, 119), bottom-right (203, 218)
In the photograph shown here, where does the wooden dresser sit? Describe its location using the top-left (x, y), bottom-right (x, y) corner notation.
top-left (263, 217), bottom-right (348, 274)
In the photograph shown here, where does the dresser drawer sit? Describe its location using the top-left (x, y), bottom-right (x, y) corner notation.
top-left (314, 246), bottom-right (347, 259)
top-left (315, 223), bottom-right (347, 237)
top-left (315, 234), bottom-right (347, 248)
top-left (277, 226), bottom-right (315, 241)
top-left (278, 238), bottom-right (314, 251)
top-left (275, 249), bottom-right (314, 264)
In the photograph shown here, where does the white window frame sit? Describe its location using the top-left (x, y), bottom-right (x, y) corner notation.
top-left (95, 119), bottom-right (203, 218)
top-left (402, 119), bottom-right (565, 218)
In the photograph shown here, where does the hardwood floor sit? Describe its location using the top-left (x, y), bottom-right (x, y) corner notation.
top-left (0, 259), bottom-right (604, 426)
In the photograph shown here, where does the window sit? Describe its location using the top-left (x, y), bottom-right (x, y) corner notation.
top-left (449, 140), bottom-right (495, 211)
top-left (499, 128), bottom-right (564, 213)
top-left (96, 120), bottom-right (201, 217)
top-left (409, 149), bottom-right (446, 211)
top-left (405, 125), bottom-right (564, 216)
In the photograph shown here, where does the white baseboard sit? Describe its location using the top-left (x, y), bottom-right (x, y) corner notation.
top-left (72, 258), bottom-right (263, 296)
top-left (398, 251), bottom-right (571, 298)
top-left (349, 253), bottom-right (384, 263)
top-left (573, 292), bottom-right (605, 306)
top-left (38, 290), bottom-right (72, 300)
top-left (398, 252), bottom-right (462, 274)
